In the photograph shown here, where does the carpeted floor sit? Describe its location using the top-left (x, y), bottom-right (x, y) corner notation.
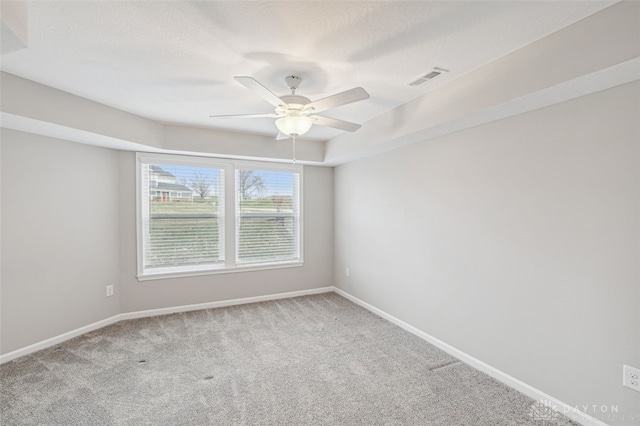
top-left (1, 293), bottom-right (577, 425)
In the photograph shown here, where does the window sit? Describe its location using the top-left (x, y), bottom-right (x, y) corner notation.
top-left (139, 160), bottom-right (225, 275)
top-left (137, 154), bottom-right (303, 280)
top-left (236, 168), bottom-right (301, 264)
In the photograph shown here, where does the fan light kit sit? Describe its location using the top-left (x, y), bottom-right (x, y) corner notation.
top-left (275, 116), bottom-right (313, 137)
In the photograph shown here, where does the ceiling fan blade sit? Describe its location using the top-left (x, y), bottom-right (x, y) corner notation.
top-left (276, 132), bottom-right (290, 140)
top-left (234, 76), bottom-right (286, 108)
top-left (209, 113), bottom-right (279, 119)
top-left (311, 115), bottom-right (362, 132)
top-left (305, 87), bottom-right (369, 113)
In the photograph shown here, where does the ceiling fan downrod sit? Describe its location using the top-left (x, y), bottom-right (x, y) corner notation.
top-left (285, 75), bottom-right (302, 95)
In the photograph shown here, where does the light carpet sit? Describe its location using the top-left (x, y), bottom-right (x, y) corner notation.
top-left (1, 293), bottom-right (578, 425)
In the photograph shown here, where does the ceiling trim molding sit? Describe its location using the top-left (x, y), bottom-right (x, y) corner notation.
top-left (0, 72), bottom-right (326, 165)
top-left (324, 58), bottom-right (640, 166)
top-left (1, 2), bottom-right (637, 167)
top-left (324, 1), bottom-right (640, 165)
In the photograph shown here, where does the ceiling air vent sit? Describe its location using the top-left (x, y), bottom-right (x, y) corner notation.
top-left (409, 67), bottom-right (449, 87)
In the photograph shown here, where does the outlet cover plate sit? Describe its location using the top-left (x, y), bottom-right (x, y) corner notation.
top-left (623, 364), bottom-right (640, 392)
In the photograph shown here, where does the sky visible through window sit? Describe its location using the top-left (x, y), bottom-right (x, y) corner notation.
top-left (156, 164), bottom-right (294, 196)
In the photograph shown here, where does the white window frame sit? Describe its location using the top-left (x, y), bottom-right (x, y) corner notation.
top-left (136, 153), bottom-right (303, 281)
top-left (234, 160), bottom-right (303, 268)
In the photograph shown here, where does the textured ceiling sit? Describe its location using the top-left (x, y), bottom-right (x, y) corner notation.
top-left (0, 1), bottom-right (616, 141)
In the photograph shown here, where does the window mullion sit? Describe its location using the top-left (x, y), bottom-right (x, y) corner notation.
top-left (224, 163), bottom-right (236, 268)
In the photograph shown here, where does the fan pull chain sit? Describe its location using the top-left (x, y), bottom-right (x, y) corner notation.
top-left (292, 136), bottom-right (296, 164)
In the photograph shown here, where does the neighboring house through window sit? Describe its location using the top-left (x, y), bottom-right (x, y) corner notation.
top-left (149, 165), bottom-right (195, 202)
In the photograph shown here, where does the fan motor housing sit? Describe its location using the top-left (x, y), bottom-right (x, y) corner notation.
top-left (280, 95), bottom-right (311, 109)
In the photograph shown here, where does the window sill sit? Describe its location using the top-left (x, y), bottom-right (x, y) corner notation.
top-left (137, 261), bottom-right (304, 281)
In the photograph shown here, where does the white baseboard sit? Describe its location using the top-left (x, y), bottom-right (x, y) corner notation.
top-left (0, 315), bottom-right (122, 364)
top-left (118, 286), bottom-right (335, 320)
top-left (333, 287), bottom-right (609, 426)
top-left (0, 286), bottom-right (334, 365)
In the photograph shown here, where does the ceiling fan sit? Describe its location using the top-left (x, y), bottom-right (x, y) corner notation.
top-left (210, 75), bottom-right (370, 140)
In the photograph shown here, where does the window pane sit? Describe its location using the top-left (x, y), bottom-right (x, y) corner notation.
top-left (148, 217), bottom-right (219, 266)
top-left (236, 169), bottom-right (299, 263)
top-left (238, 216), bottom-right (295, 261)
top-left (143, 163), bottom-right (224, 269)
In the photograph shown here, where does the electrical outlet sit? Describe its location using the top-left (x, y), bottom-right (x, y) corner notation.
top-left (345, 267), bottom-right (350, 277)
top-left (623, 364), bottom-right (640, 392)
top-left (106, 285), bottom-right (114, 297)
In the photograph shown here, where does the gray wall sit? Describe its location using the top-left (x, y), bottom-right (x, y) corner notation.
top-left (117, 151), bottom-right (334, 313)
top-left (1, 129), bottom-right (121, 354)
top-left (0, 131), bottom-right (334, 354)
top-left (334, 82), bottom-right (640, 424)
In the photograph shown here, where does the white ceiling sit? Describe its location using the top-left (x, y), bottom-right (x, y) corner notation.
top-left (0, 1), bottom-right (616, 142)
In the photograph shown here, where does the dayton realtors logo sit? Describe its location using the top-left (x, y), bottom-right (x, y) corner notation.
top-left (529, 400), bottom-right (639, 424)
top-left (529, 400), bottom-right (560, 424)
